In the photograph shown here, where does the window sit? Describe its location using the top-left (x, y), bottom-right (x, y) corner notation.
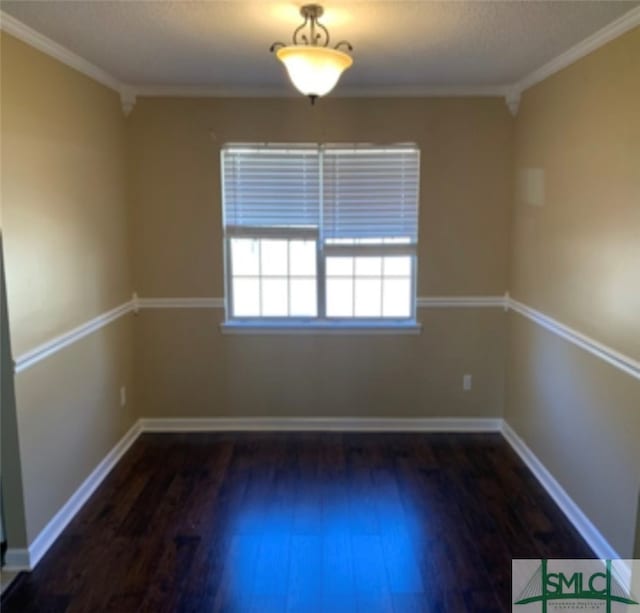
top-left (222, 144), bottom-right (420, 328)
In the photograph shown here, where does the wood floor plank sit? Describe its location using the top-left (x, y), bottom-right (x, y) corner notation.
top-left (351, 534), bottom-right (394, 612)
top-left (1, 432), bottom-right (594, 613)
top-left (286, 535), bottom-right (322, 612)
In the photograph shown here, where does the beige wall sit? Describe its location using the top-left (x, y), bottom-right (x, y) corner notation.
top-left (15, 315), bottom-right (134, 542)
top-left (1, 33), bottom-right (136, 545)
top-left (136, 308), bottom-right (505, 419)
top-left (511, 28), bottom-right (640, 360)
top-left (1, 34), bottom-right (132, 355)
top-left (506, 314), bottom-right (640, 557)
top-left (507, 28), bottom-right (640, 557)
top-left (128, 96), bottom-right (512, 419)
top-left (129, 97), bottom-right (512, 298)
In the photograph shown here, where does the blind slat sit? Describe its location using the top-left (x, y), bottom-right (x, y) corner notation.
top-left (222, 145), bottom-right (419, 239)
top-left (323, 147), bottom-right (419, 241)
top-left (223, 148), bottom-right (319, 228)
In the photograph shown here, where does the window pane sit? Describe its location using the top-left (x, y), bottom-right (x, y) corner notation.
top-left (383, 278), bottom-right (411, 317)
top-left (355, 256), bottom-right (382, 277)
top-left (326, 238), bottom-right (355, 245)
top-left (383, 237), bottom-right (411, 244)
top-left (383, 256), bottom-right (411, 277)
top-left (326, 278), bottom-right (353, 317)
top-left (354, 279), bottom-right (382, 317)
top-left (326, 257), bottom-right (353, 277)
top-left (233, 278), bottom-right (260, 317)
top-left (261, 240), bottom-right (288, 276)
top-left (231, 238), bottom-right (259, 276)
top-left (290, 279), bottom-right (317, 316)
top-left (261, 278), bottom-right (288, 316)
top-left (290, 240), bottom-right (316, 277)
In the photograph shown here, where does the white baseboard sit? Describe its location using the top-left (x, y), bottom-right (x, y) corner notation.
top-left (24, 420), bottom-right (142, 570)
top-left (16, 416), bottom-right (625, 586)
top-left (16, 416), bottom-right (498, 571)
top-left (139, 416), bottom-right (502, 433)
top-left (2, 548), bottom-right (30, 572)
top-left (500, 420), bottom-right (630, 585)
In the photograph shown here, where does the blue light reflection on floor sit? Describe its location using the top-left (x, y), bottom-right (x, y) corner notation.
top-left (219, 469), bottom-right (428, 612)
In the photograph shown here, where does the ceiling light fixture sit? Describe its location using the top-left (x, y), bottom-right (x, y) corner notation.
top-left (270, 4), bottom-right (353, 104)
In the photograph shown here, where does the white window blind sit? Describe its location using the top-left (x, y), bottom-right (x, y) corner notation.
top-left (221, 143), bottom-right (420, 325)
top-left (222, 146), bottom-right (320, 229)
top-left (322, 147), bottom-right (420, 241)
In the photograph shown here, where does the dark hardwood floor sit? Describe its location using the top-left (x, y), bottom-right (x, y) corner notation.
top-left (2, 432), bottom-right (592, 612)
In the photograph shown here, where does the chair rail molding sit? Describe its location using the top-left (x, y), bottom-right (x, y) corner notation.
top-left (10, 294), bottom-right (508, 372)
top-left (136, 296), bottom-right (225, 309)
top-left (13, 298), bottom-right (135, 373)
top-left (507, 294), bottom-right (640, 381)
top-left (139, 295), bottom-right (507, 310)
top-left (416, 295), bottom-right (507, 308)
top-left (12, 292), bottom-right (638, 382)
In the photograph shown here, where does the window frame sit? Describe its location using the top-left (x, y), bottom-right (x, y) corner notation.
top-left (221, 144), bottom-right (420, 331)
top-left (224, 226), bottom-right (321, 322)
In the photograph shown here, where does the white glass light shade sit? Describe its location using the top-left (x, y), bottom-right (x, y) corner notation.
top-left (276, 46), bottom-right (353, 97)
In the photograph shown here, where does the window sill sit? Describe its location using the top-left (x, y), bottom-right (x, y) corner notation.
top-left (219, 321), bottom-right (422, 335)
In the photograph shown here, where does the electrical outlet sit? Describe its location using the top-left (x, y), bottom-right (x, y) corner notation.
top-left (120, 386), bottom-right (127, 407)
top-left (463, 374), bottom-right (472, 391)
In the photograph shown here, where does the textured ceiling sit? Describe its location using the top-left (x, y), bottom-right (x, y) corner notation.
top-left (1, 1), bottom-right (638, 92)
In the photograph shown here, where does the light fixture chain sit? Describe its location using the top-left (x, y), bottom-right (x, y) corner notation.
top-left (272, 4), bottom-right (352, 51)
top-left (289, 4), bottom-right (333, 48)
top-left (292, 15), bottom-right (310, 45)
top-left (315, 19), bottom-right (330, 47)
top-left (334, 41), bottom-right (353, 52)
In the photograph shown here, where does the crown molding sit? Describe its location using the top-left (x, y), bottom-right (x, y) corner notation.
top-left (324, 85), bottom-right (509, 98)
top-left (133, 84), bottom-right (510, 99)
top-left (0, 10), bottom-right (120, 92)
top-left (134, 85), bottom-right (293, 99)
top-left (120, 85), bottom-right (137, 117)
top-left (2, 6), bottom-right (639, 118)
top-left (505, 87), bottom-right (521, 117)
top-left (512, 5), bottom-right (640, 97)
top-left (0, 10), bottom-right (139, 117)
